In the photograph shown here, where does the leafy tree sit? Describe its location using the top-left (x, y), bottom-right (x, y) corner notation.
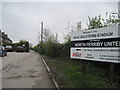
top-left (19, 40), bottom-right (29, 45)
top-left (35, 28), bottom-right (60, 57)
top-left (88, 15), bottom-right (104, 29)
top-left (43, 28), bottom-right (58, 43)
top-left (105, 12), bottom-right (118, 26)
top-left (87, 12), bottom-right (119, 29)
top-left (18, 40), bottom-right (29, 52)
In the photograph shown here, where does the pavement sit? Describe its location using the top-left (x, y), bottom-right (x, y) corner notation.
top-left (2, 50), bottom-right (55, 88)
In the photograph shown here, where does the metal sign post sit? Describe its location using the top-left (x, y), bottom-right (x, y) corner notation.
top-left (110, 63), bottom-right (114, 83)
top-left (82, 60), bottom-right (86, 75)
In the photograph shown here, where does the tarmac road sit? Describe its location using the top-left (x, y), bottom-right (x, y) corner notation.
top-left (2, 51), bottom-right (55, 88)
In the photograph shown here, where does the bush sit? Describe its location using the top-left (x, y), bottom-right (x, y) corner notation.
top-left (62, 40), bottom-right (71, 58)
top-left (33, 39), bottom-right (71, 58)
top-left (36, 40), bottom-right (60, 58)
top-left (32, 45), bottom-right (39, 52)
top-left (42, 40), bottom-right (57, 57)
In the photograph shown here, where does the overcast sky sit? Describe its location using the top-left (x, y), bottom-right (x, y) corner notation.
top-left (0, 0), bottom-right (119, 46)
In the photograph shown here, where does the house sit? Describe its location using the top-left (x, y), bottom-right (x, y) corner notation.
top-left (0, 30), bottom-right (12, 46)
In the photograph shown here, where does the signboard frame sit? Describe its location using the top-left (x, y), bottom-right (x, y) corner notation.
top-left (71, 25), bottom-right (120, 63)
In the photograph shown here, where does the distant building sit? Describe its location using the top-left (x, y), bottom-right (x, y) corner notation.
top-left (0, 30), bottom-right (12, 46)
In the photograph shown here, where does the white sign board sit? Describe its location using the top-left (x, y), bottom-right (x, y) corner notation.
top-left (71, 25), bottom-right (120, 63)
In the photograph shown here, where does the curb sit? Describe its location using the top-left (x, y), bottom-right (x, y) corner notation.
top-left (42, 57), bottom-right (59, 90)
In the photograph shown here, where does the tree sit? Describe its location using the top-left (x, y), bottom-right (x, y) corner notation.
top-left (87, 12), bottom-right (119, 29)
top-left (18, 40), bottom-right (29, 52)
top-left (43, 28), bottom-right (50, 42)
top-left (43, 28), bottom-right (58, 43)
top-left (88, 15), bottom-right (104, 29)
top-left (105, 12), bottom-right (118, 26)
top-left (19, 40), bottom-right (28, 45)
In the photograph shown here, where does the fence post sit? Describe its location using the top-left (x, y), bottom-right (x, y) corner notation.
top-left (81, 60), bottom-right (86, 75)
top-left (110, 63), bottom-right (114, 83)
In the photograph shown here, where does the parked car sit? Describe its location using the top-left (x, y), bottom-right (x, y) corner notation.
top-left (5, 45), bottom-right (13, 52)
top-left (16, 46), bottom-right (25, 52)
top-left (0, 46), bottom-right (7, 57)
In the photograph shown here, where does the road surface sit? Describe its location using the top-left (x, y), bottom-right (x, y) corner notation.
top-left (2, 51), bottom-right (55, 88)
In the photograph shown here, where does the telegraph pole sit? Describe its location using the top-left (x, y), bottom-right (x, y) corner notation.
top-left (40, 22), bottom-right (44, 54)
top-left (41, 22), bottom-right (43, 44)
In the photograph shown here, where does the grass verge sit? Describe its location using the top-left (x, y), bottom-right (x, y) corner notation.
top-left (44, 57), bottom-right (117, 88)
